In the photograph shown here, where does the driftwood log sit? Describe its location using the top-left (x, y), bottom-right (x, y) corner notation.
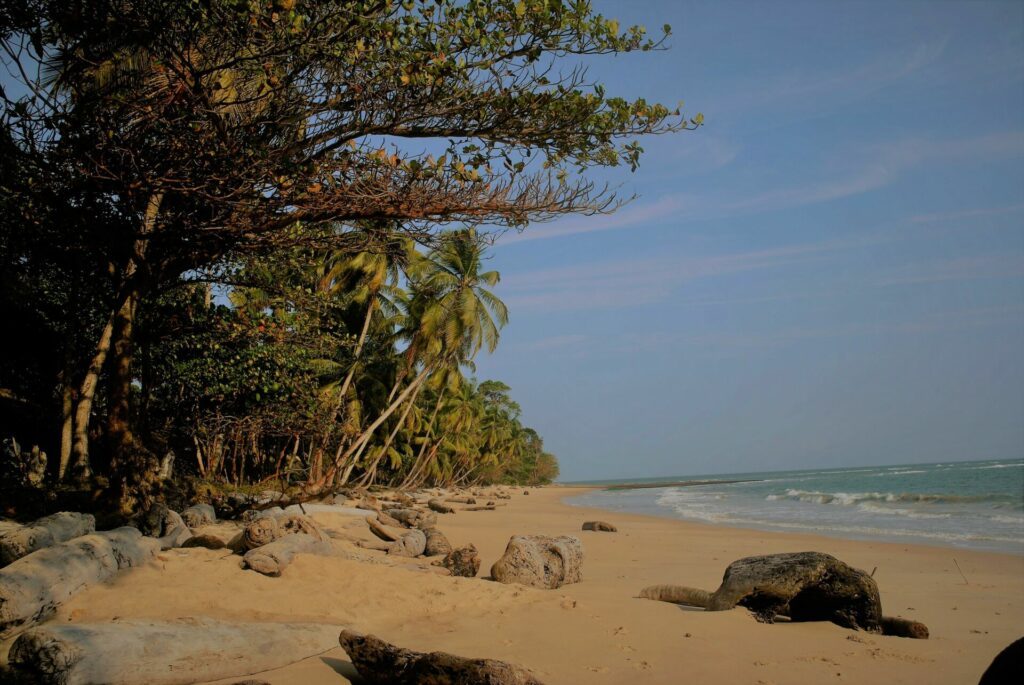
top-left (639, 585), bottom-right (711, 607)
top-left (423, 528), bottom-right (453, 557)
top-left (441, 544), bottom-right (481, 577)
top-left (0, 527), bottom-right (159, 639)
top-left (243, 533), bottom-right (333, 576)
top-left (181, 503), bottom-right (217, 528)
top-left (367, 516), bottom-right (401, 542)
top-left (639, 552), bottom-right (929, 638)
top-left (377, 510), bottom-right (403, 527)
top-left (465, 505), bottom-right (497, 512)
top-left (428, 499), bottom-right (456, 514)
top-left (581, 521), bottom-right (617, 532)
top-left (181, 534), bottom-right (226, 550)
top-left (0, 512), bottom-right (96, 566)
top-left (445, 496), bottom-right (476, 505)
top-left (490, 535), bottom-right (583, 589)
top-left (338, 630), bottom-right (544, 685)
top-left (6, 619), bottom-right (339, 685)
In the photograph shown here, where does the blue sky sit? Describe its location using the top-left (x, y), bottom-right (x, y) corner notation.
top-left (473, 0), bottom-right (1024, 480)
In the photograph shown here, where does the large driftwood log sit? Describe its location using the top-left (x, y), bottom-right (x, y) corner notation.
top-left (428, 499), bottom-right (456, 514)
top-left (639, 585), bottom-right (711, 607)
top-left (0, 527), bottom-right (159, 639)
top-left (243, 533), bottom-right (333, 576)
top-left (6, 619), bottom-right (340, 685)
top-left (338, 630), bottom-right (544, 685)
top-left (445, 496), bottom-right (477, 505)
top-left (423, 528), bottom-right (452, 557)
top-left (490, 535), bottom-right (583, 589)
top-left (879, 616), bottom-right (930, 639)
top-left (181, 503), bottom-right (216, 528)
top-left (707, 552), bottom-right (882, 630)
top-left (0, 512), bottom-right (96, 566)
top-left (366, 516), bottom-right (401, 542)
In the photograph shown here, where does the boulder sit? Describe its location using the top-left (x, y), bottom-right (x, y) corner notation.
top-left (181, 503), bottom-right (216, 529)
top-left (441, 544), bottom-right (481, 578)
top-left (490, 535), bottom-right (583, 589)
top-left (423, 528), bottom-right (452, 557)
top-left (706, 551), bottom-right (883, 631)
top-left (581, 521), bottom-right (617, 532)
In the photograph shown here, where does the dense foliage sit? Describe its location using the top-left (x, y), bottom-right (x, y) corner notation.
top-left (0, 0), bottom-right (694, 510)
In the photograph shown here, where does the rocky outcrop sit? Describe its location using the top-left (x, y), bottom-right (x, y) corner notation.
top-left (706, 552), bottom-right (882, 631)
top-left (441, 544), bottom-right (481, 578)
top-left (490, 535), bottom-right (583, 589)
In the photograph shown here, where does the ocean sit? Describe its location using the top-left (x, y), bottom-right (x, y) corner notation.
top-left (564, 458), bottom-right (1024, 554)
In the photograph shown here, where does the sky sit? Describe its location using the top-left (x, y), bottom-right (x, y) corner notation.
top-left (471, 0), bottom-right (1024, 480)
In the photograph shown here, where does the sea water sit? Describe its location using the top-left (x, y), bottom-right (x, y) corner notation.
top-left (564, 459), bottom-right (1024, 554)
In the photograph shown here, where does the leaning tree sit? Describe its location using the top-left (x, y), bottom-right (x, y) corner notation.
top-left (1, 0), bottom-right (700, 504)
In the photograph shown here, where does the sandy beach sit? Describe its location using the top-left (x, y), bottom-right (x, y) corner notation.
top-left (32, 486), bottom-right (1017, 684)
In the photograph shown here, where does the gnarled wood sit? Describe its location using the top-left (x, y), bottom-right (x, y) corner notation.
top-left (338, 629), bottom-right (544, 685)
top-left (243, 533), bottom-right (333, 576)
top-left (490, 535), bottom-right (583, 589)
top-left (639, 585), bottom-right (711, 607)
top-left (240, 513), bottom-right (326, 551)
top-left (366, 516), bottom-right (400, 542)
top-left (0, 527), bottom-right (159, 639)
top-left (7, 619), bottom-right (339, 685)
top-left (0, 512), bottom-right (95, 566)
top-left (880, 616), bottom-right (930, 639)
top-left (428, 499), bottom-right (456, 514)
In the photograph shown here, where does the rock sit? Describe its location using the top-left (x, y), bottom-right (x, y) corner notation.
top-left (181, 534), bottom-right (226, 550)
top-left (707, 551), bottom-right (883, 631)
top-left (523, 490), bottom-right (529, 495)
top-left (0, 512), bottom-right (96, 566)
top-left (339, 630), bottom-right (544, 685)
top-left (441, 544), bottom-right (480, 578)
top-left (979, 637), bottom-right (1024, 685)
top-left (423, 528), bottom-right (452, 557)
top-left (582, 521), bottom-right (617, 532)
top-left (490, 535), bottom-right (583, 589)
top-left (387, 529), bottom-right (426, 558)
top-left (880, 616), bottom-right (930, 639)
top-left (181, 503), bottom-right (216, 529)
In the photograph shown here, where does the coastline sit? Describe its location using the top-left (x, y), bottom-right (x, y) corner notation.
top-left (40, 486), bottom-right (1023, 684)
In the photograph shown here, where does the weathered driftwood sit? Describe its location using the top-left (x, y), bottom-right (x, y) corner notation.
top-left (490, 535), bottom-right (583, 589)
top-left (338, 630), bottom-right (544, 685)
top-left (243, 533), bottom-right (333, 576)
top-left (423, 528), bottom-right (452, 557)
top-left (384, 508), bottom-right (421, 527)
top-left (879, 616), bottom-right (930, 639)
top-left (465, 504), bottom-right (497, 511)
top-left (240, 513), bottom-right (326, 551)
top-left (0, 512), bottom-right (96, 566)
top-left (0, 527), bottom-right (159, 639)
top-left (366, 516), bottom-right (401, 542)
top-left (639, 585), bottom-right (711, 607)
top-left (181, 503), bottom-right (216, 529)
top-left (6, 619), bottom-right (340, 685)
top-left (445, 496), bottom-right (477, 505)
top-left (387, 529), bottom-right (426, 558)
top-left (428, 499), bottom-right (456, 514)
top-left (377, 510), bottom-right (403, 527)
top-left (181, 534), bottom-right (227, 550)
top-left (581, 520), bottom-right (617, 532)
top-left (706, 552), bottom-right (883, 631)
top-left (137, 504), bottom-right (192, 549)
top-left (441, 544), bottom-right (481, 578)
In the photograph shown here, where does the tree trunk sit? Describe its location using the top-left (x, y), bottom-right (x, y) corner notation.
top-left (350, 381), bottom-right (423, 487)
top-left (7, 619), bottom-right (340, 685)
top-left (57, 378), bottom-right (73, 481)
top-left (70, 310), bottom-right (116, 482)
top-left (0, 527), bottom-right (159, 640)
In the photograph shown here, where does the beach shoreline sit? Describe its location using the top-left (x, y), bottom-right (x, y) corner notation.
top-left (29, 485), bottom-right (1022, 684)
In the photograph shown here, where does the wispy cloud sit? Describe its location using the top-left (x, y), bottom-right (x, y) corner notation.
top-left (873, 253), bottom-right (1024, 286)
top-left (910, 203), bottom-right (1024, 224)
top-left (501, 237), bottom-right (876, 312)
